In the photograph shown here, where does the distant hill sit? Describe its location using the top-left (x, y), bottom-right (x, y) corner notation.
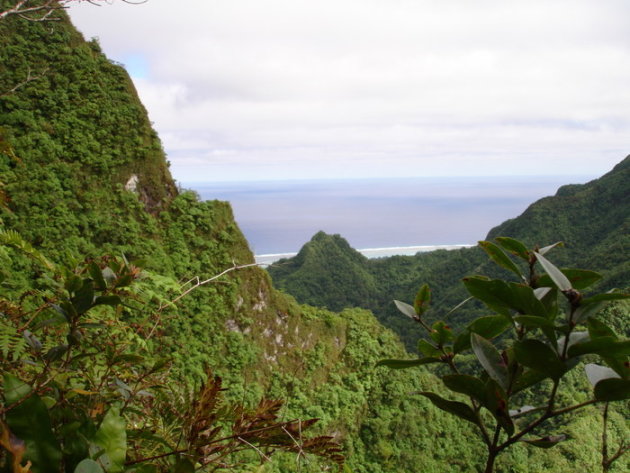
top-left (268, 157), bottom-right (630, 350)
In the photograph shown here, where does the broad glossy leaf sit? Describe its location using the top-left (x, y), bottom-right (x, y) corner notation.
top-left (584, 363), bottom-right (620, 387)
top-left (88, 262), bottom-right (108, 291)
top-left (3, 374), bottom-right (62, 472)
top-left (462, 277), bottom-right (511, 316)
top-left (557, 331), bottom-right (589, 354)
top-left (495, 237), bottom-right (529, 260)
top-left (471, 333), bottom-right (509, 390)
top-left (72, 279), bottom-right (95, 315)
top-left (93, 407), bottom-right (126, 473)
top-left (414, 284), bottom-right (431, 316)
top-left (430, 321), bottom-right (454, 344)
top-left (512, 369), bottom-right (547, 394)
top-left (509, 405), bottom-right (540, 418)
top-left (514, 339), bottom-right (565, 379)
top-left (513, 316), bottom-right (557, 347)
top-left (442, 375), bottom-right (486, 404)
top-left (173, 458), bottom-right (195, 473)
top-left (534, 252), bottom-right (571, 291)
top-left (568, 337), bottom-right (630, 358)
top-left (594, 378), bottom-right (630, 401)
top-left (523, 434), bottom-right (567, 448)
top-left (538, 241), bottom-right (564, 255)
top-left (479, 240), bottom-right (524, 279)
top-left (454, 316), bottom-right (512, 353)
top-left (416, 392), bottom-right (479, 426)
top-left (508, 283), bottom-right (549, 318)
top-left (93, 295), bottom-right (122, 307)
top-left (581, 292), bottom-right (629, 305)
top-left (417, 339), bottom-right (441, 358)
top-left (484, 379), bottom-right (514, 435)
top-left (75, 459), bottom-right (104, 473)
top-left (394, 300), bottom-right (417, 319)
top-left (377, 357), bottom-right (441, 369)
top-left (537, 269), bottom-right (602, 290)
top-left (587, 318), bottom-right (617, 339)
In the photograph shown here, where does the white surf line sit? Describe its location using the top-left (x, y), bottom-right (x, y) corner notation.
top-left (255, 244), bottom-right (474, 264)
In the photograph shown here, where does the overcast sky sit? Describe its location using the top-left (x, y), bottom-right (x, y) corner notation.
top-left (67, 0), bottom-right (630, 182)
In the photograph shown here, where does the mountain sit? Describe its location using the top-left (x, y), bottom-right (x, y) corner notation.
top-left (1, 8), bottom-right (627, 473)
top-left (269, 157), bottom-right (630, 349)
top-left (0, 9), bottom-right (482, 473)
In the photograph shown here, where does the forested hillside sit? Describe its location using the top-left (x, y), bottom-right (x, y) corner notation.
top-left (0, 3), bottom-right (627, 473)
top-left (0, 6), bottom-right (483, 473)
top-left (269, 158), bottom-right (630, 349)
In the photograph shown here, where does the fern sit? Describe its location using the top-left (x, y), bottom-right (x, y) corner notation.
top-left (0, 229), bottom-right (55, 271)
top-left (0, 321), bottom-right (27, 362)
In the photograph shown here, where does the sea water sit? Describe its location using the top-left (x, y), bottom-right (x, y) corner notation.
top-left (185, 176), bottom-right (590, 261)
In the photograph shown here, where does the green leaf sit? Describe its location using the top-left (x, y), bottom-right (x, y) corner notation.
top-left (513, 316), bottom-right (557, 347)
top-left (512, 369), bottom-right (547, 394)
top-left (3, 374), bottom-right (62, 472)
top-left (93, 407), bottom-right (126, 473)
top-left (393, 300), bottom-right (417, 319)
top-left (88, 262), bottom-right (108, 291)
top-left (537, 269), bottom-right (602, 290)
top-left (479, 240), bottom-right (524, 280)
top-left (471, 333), bottom-right (509, 390)
top-left (484, 379), bottom-right (514, 435)
top-left (417, 339), bottom-right (442, 358)
top-left (594, 378), bottom-right (630, 401)
top-left (584, 363), bottom-right (620, 387)
top-left (495, 237), bottom-right (530, 261)
top-left (508, 283), bottom-right (549, 318)
top-left (173, 458), bottom-right (195, 473)
top-left (442, 375), bottom-right (486, 404)
top-left (75, 459), bottom-right (105, 473)
top-left (534, 252), bottom-right (572, 291)
top-left (414, 284), bottom-right (431, 316)
top-left (522, 434), bottom-right (568, 449)
top-left (93, 295), bottom-right (122, 307)
top-left (430, 321), bottom-right (454, 345)
top-left (453, 316), bottom-right (512, 353)
top-left (72, 279), bottom-right (95, 315)
top-left (568, 337), bottom-right (630, 358)
top-left (587, 318), bottom-right (617, 339)
top-left (538, 241), bottom-right (563, 255)
top-left (581, 292), bottom-right (629, 305)
top-left (416, 392), bottom-right (479, 426)
top-left (462, 277), bottom-right (511, 316)
top-left (376, 357), bottom-right (441, 369)
top-left (469, 315), bottom-right (513, 339)
top-left (514, 339), bottom-right (566, 379)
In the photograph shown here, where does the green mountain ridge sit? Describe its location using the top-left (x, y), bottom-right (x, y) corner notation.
top-left (269, 157), bottom-right (630, 349)
top-left (0, 8), bottom-right (484, 473)
top-left (0, 5), bottom-right (627, 473)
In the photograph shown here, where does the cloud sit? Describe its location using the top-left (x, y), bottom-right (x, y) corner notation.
top-left (68, 0), bottom-right (630, 181)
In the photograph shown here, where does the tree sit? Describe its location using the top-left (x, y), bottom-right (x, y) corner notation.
top-left (379, 237), bottom-right (629, 473)
top-left (0, 231), bottom-right (344, 472)
top-left (0, 0), bottom-right (145, 22)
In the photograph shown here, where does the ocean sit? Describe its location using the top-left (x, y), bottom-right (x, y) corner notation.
top-left (185, 176), bottom-right (589, 261)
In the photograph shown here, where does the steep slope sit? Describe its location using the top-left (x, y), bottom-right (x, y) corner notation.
top-left (269, 157), bottom-right (630, 349)
top-left (1, 9), bottom-right (627, 473)
top-left (0, 9), bottom-right (481, 473)
top-left (271, 231), bottom-right (380, 311)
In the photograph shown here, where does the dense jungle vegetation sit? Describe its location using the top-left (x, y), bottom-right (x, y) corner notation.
top-left (1, 2), bottom-right (628, 472)
top-left (269, 158), bottom-right (629, 351)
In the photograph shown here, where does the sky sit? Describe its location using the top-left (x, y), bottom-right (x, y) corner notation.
top-left (67, 0), bottom-right (630, 182)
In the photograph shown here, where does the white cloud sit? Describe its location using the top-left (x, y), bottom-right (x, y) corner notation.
top-left (68, 0), bottom-right (630, 181)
